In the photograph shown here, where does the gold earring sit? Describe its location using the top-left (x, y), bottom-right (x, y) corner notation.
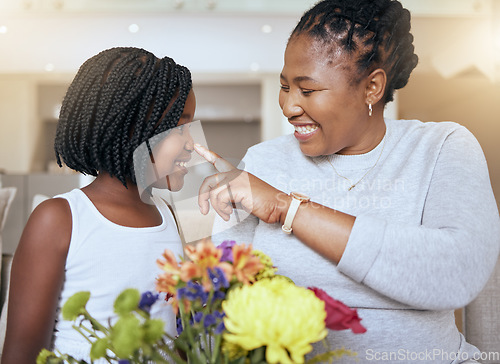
top-left (368, 103), bottom-right (373, 117)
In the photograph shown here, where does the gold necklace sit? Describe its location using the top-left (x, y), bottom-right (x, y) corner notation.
top-left (326, 134), bottom-right (387, 191)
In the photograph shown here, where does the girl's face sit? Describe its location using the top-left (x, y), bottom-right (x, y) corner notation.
top-left (279, 35), bottom-right (375, 156)
top-left (153, 89), bottom-right (196, 192)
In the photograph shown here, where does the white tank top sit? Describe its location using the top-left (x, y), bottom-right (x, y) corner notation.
top-left (51, 189), bottom-right (183, 361)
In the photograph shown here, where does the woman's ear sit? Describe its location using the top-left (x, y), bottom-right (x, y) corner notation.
top-left (365, 68), bottom-right (387, 106)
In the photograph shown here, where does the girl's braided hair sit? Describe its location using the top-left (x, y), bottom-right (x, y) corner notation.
top-left (291, 0), bottom-right (418, 103)
top-left (54, 47), bottom-right (192, 187)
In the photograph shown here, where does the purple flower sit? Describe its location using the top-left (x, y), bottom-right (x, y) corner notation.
top-left (176, 317), bottom-right (183, 335)
top-left (212, 290), bottom-right (226, 302)
top-left (203, 314), bottom-right (217, 328)
top-left (217, 240), bottom-right (236, 262)
top-left (138, 291), bottom-right (159, 313)
top-left (193, 311), bottom-right (204, 323)
top-left (118, 360), bottom-right (131, 364)
top-left (215, 321), bottom-right (225, 334)
top-left (214, 311), bottom-right (225, 319)
top-left (208, 267), bottom-right (229, 291)
top-left (177, 282), bottom-right (208, 304)
top-left (213, 311), bottom-right (226, 334)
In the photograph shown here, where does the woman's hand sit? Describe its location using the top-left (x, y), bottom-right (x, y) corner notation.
top-left (194, 144), bottom-right (354, 263)
top-left (194, 144), bottom-right (290, 224)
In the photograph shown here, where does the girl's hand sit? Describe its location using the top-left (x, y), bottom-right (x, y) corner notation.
top-left (194, 144), bottom-right (290, 224)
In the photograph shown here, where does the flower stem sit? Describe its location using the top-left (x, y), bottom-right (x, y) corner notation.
top-left (211, 333), bottom-right (222, 363)
top-left (71, 325), bottom-right (94, 345)
top-left (179, 305), bottom-right (205, 364)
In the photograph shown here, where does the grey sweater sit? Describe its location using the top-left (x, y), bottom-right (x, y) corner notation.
top-left (212, 119), bottom-right (500, 363)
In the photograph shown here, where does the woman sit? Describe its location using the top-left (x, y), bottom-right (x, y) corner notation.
top-left (195, 0), bottom-right (500, 362)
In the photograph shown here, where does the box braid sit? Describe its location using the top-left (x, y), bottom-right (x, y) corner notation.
top-left (54, 47), bottom-right (192, 187)
top-left (291, 0), bottom-right (418, 103)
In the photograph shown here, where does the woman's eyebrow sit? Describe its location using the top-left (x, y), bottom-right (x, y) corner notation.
top-left (280, 73), bottom-right (319, 84)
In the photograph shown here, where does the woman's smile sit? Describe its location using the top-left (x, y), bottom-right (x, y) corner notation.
top-left (292, 123), bottom-right (320, 141)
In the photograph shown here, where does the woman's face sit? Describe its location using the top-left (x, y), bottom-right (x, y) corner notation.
top-left (279, 35), bottom-right (374, 156)
top-left (153, 89), bottom-right (196, 192)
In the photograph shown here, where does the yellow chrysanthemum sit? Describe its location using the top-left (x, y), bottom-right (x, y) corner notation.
top-left (222, 278), bottom-right (327, 364)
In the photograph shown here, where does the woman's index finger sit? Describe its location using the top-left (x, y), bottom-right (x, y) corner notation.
top-left (194, 144), bottom-right (235, 172)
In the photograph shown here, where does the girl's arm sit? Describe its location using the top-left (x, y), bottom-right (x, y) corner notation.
top-left (2, 198), bottom-right (71, 364)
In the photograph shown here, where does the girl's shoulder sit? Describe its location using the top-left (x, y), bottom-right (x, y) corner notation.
top-left (33, 190), bottom-right (76, 230)
top-left (24, 195), bottom-right (72, 252)
top-left (33, 196), bottom-right (72, 221)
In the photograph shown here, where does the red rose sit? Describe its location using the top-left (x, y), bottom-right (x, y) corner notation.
top-left (309, 287), bottom-right (367, 334)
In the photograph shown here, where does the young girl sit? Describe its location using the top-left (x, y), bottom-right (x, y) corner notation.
top-left (2, 47), bottom-right (195, 363)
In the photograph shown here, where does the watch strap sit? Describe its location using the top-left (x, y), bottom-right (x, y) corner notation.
top-left (282, 195), bottom-right (302, 234)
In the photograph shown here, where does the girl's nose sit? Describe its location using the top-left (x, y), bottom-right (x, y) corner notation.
top-left (184, 130), bottom-right (194, 152)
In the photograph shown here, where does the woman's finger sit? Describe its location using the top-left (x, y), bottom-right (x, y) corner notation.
top-left (198, 173), bottom-right (224, 215)
top-left (215, 187), bottom-right (235, 219)
top-left (210, 185), bottom-right (232, 221)
top-left (194, 144), bottom-right (235, 172)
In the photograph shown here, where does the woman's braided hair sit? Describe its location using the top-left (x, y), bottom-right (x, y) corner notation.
top-left (291, 0), bottom-right (418, 103)
top-left (54, 47), bottom-right (192, 187)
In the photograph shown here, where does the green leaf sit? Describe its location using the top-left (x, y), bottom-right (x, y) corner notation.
top-left (62, 291), bottom-right (91, 321)
top-left (113, 288), bottom-right (141, 316)
top-left (173, 335), bottom-right (190, 352)
top-left (143, 318), bottom-right (165, 344)
top-left (90, 338), bottom-right (109, 360)
top-left (228, 357), bottom-right (247, 364)
top-left (36, 349), bottom-right (58, 364)
top-left (249, 347), bottom-right (266, 364)
top-left (46, 358), bottom-right (65, 364)
top-left (110, 315), bottom-right (142, 358)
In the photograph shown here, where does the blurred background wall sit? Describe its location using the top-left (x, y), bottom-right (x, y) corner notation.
top-left (0, 0), bottom-right (499, 207)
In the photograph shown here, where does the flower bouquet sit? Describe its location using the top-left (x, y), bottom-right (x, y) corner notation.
top-left (38, 240), bottom-right (366, 364)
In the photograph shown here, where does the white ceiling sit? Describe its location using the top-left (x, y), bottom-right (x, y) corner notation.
top-left (0, 0), bottom-right (498, 79)
top-left (0, 0), bottom-right (492, 16)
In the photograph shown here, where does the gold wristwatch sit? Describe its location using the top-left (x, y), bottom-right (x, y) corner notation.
top-left (281, 192), bottom-right (310, 234)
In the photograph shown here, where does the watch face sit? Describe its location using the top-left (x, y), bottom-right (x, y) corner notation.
top-left (290, 191), bottom-right (310, 202)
